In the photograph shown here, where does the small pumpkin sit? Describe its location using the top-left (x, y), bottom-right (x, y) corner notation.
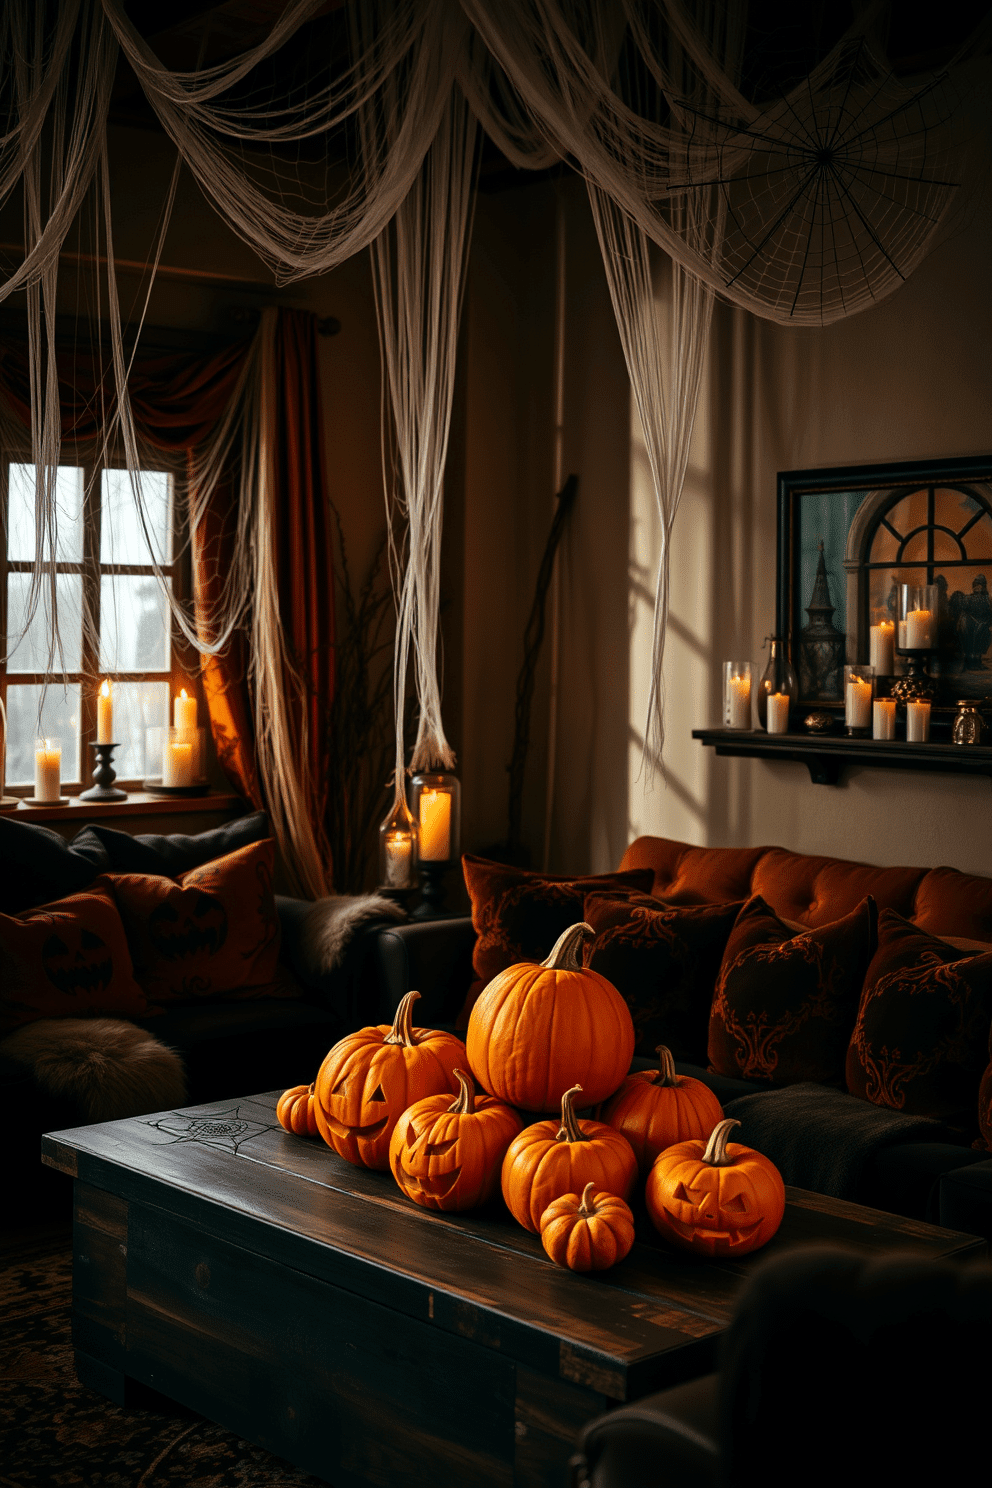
top-left (276, 1082), bottom-right (319, 1137)
top-left (501, 1083), bottom-right (638, 1233)
top-left (467, 922), bottom-right (635, 1112)
top-left (313, 991), bottom-right (464, 1170)
top-left (389, 1068), bottom-right (523, 1211)
top-left (645, 1118), bottom-right (785, 1258)
top-left (540, 1181), bottom-right (635, 1272)
top-left (601, 1046), bottom-right (724, 1177)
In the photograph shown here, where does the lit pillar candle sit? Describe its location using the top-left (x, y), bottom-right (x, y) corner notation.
top-left (846, 676), bottom-right (873, 729)
top-left (96, 680), bottom-right (114, 743)
top-left (905, 609), bottom-right (934, 649)
top-left (766, 692), bottom-right (789, 734)
top-left (162, 738), bottom-right (194, 788)
top-left (418, 789), bottom-right (452, 861)
top-left (873, 699), bottom-right (896, 740)
top-left (869, 622), bottom-right (895, 675)
top-left (34, 739), bottom-right (61, 802)
top-left (384, 831), bottom-right (413, 886)
top-left (174, 688), bottom-right (197, 731)
top-left (727, 676), bottom-right (751, 730)
top-left (906, 700), bottom-right (931, 742)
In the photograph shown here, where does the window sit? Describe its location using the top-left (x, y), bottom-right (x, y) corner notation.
top-left (1, 458), bottom-right (186, 789)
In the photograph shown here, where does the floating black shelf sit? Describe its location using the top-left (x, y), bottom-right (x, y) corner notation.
top-left (692, 728), bottom-right (992, 786)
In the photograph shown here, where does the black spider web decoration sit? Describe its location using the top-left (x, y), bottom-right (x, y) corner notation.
top-left (141, 1104), bottom-right (280, 1156)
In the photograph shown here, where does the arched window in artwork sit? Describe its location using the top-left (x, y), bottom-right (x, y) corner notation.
top-left (844, 482), bottom-right (992, 695)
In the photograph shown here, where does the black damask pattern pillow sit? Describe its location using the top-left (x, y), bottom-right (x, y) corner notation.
top-left (582, 890), bottom-right (744, 1062)
top-left (708, 895), bottom-right (877, 1087)
top-left (846, 910), bottom-right (992, 1129)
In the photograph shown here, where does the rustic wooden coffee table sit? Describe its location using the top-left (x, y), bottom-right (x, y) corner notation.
top-left (42, 1091), bottom-right (985, 1488)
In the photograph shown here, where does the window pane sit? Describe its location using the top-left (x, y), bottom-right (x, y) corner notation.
top-left (6, 572), bottom-right (83, 672)
top-left (99, 575), bottom-right (170, 672)
top-left (112, 680), bottom-right (169, 780)
top-left (3, 683), bottom-right (81, 786)
top-left (101, 468), bottom-right (172, 565)
top-left (7, 463), bottom-right (84, 562)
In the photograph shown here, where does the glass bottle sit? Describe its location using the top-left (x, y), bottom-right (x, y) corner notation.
top-left (378, 794), bottom-right (419, 890)
top-left (756, 637), bottom-right (798, 731)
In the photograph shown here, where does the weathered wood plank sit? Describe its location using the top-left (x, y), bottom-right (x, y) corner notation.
top-left (72, 1184), bottom-right (128, 1374)
top-left (514, 1365), bottom-right (610, 1488)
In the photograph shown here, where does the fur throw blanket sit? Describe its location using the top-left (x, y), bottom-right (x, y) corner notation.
top-left (299, 893), bottom-right (406, 975)
top-left (0, 1018), bottom-right (187, 1122)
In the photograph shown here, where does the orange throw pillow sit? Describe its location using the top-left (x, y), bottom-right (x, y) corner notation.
top-left (109, 839), bottom-right (282, 1005)
top-left (0, 881), bottom-right (147, 1034)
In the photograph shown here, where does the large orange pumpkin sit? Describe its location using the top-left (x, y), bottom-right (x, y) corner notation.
top-left (276, 1083), bottom-right (319, 1137)
top-left (313, 991), bottom-right (464, 1170)
top-left (466, 922), bottom-right (635, 1111)
top-left (645, 1118), bottom-right (786, 1258)
top-left (501, 1083), bottom-right (638, 1233)
top-left (540, 1182), bottom-right (635, 1272)
top-left (389, 1068), bottom-right (523, 1211)
top-left (601, 1046), bottom-right (724, 1177)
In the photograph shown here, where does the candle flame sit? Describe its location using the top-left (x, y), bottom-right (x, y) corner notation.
top-left (100, 679), bottom-right (110, 698)
top-left (180, 687), bottom-right (188, 700)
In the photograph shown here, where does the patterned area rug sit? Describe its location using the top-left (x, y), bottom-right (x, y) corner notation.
top-left (0, 1226), bottom-right (327, 1487)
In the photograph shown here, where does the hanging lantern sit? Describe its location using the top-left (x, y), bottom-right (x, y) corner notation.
top-left (409, 770), bottom-right (461, 919)
top-left (378, 795), bottom-right (419, 893)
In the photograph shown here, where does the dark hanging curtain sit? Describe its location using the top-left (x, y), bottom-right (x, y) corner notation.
top-left (0, 311), bottom-right (336, 887)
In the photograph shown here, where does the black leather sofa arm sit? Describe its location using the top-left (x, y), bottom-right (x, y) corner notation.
top-left (939, 1158), bottom-right (992, 1244)
top-left (372, 916), bottom-right (477, 1027)
top-left (573, 1375), bottom-right (719, 1488)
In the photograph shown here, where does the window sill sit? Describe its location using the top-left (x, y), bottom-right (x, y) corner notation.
top-left (0, 791), bottom-right (243, 822)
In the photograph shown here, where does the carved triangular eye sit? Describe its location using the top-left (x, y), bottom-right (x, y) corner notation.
top-left (368, 1083), bottom-right (387, 1103)
top-left (674, 1182), bottom-right (691, 1202)
top-left (425, 1138), bottom-right (457, 1157)
top-left (725, 1191), bottom-right (749, 1212)
top-left (406, 1121), bottom-right (418, 1146)
top-left (331, 1077), bottom-right (349, 1096)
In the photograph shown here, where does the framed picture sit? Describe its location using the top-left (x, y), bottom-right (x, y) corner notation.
top-left (776, 455), bottom-right (992, 708)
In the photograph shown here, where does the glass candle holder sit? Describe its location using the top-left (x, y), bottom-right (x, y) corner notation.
top-left (897, 584), bottom-right (938, 651)
top-left (409, 771), bottom-right (461, 865)
top-left (723, 662), bottom-right (753, 731)
top-left (378, 795), bottom-right (419, 890)
top-left (844, 665), bottom-right (874, 735)
top-left (145, 726), bottom-right (206, 789)
top-left (756, 638), bottom-right (796, 731)
top-left (34, 736), bottom-right (62, 802)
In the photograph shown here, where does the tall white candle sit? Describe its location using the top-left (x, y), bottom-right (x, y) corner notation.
top-left (905, 609), bottom-right (934, 649)
top-left (96, 680), bottom-right (113, 743)
top-left (846, 677), bottom-right (873, 729)
top-left (418, 789), bottom-right (452, 861)
top-left (34, 739), bottom-right (61, 802)
top-left (174, 689), bottom-right (197, 731)
top-left (873, 699), bottom-right (896, 740)
top-left (766, 692), bottom-right (789, 734)
top-left (869, 622), bottom-right (895, 676)
top-left (906, 700), bottom-right (931, 742)
top-left (727, 676), bottom-right (751, 730)
top-left (384, 831), bottom-right (413, 886)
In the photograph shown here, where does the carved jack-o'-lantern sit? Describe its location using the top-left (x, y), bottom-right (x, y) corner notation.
top-left (645, 1118), bottom-right (785, 1258)
top-left (42, 927), bottom-right (112, 998)
top-left (313, 992), bottom-right (465, 1170)
top-left (147, 891), bottom-right (228, 960)
top-left (389, 1069), bottom-right (523, 1211)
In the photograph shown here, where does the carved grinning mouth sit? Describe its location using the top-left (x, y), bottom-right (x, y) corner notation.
top-left (322, 1114), bottom-right (389, 1141)
top-left (662, 1209), bottom-right (763, 1246)
top-left (401, 1167), bottom-right (462, 1197)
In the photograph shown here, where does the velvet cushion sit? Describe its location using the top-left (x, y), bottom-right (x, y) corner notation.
top-left (582, 890), bottom-right (744, 1062)
top-left (619, 835), bottom-right (766, 903)
top-left (0, 816), bottom-right (104, 914)
top-left (109, 838), bottom-right (282, 1005)
top-left (0, 881), bottom-right (147, 1034)
top-left (750, 848), bottom-right (922, 928)
top-left (846, 911), bottom-right (992, 1129)
top-left (72, 810), bottom-right (270, 877)
top-left (708, 895), bottom-right (877, 1087)
top-left (913, 866), bottom-right (992, 941)
top-left (461, 855), bottom-right (654, 984)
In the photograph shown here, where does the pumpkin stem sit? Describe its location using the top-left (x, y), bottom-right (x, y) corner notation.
top-left (449, 1069), bottom-right (475, 1115)
top-left (555, 1084), bottom-right (587, 1143)
top-left (307, 1082), bottom-right (314, 1096)
top-left (382, 990), bottom-right (421, 1047)
top-left (702, 1118), bottom-right (741, 1167)
top-left (541, 922), bottom-right (594, 973)
top-left (578, 1181), bottom-right (598, 1217)
top-left (651, 1046), bottom-right (680, 1087)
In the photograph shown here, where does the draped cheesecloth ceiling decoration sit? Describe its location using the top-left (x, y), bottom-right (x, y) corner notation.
top-left (0, 0), bottom-right (983, 887)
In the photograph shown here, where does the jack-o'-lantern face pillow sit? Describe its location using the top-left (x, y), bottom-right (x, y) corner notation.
top-left (0, 881), bottom-right (147, 1034)
top-left (108, 839), bottom-right (282, 1004)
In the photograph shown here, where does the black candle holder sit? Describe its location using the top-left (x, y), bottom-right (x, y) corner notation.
top-left (891, 648), bottom-right (939, 706)
top-left (411, 861), bottom-right (452, 920)
top-left (80, 742), bottom-right (127, 802)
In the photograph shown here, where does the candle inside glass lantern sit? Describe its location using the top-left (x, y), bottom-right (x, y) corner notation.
top-left (766, 692), bottom-right (789, 734)
top-left (383, 830), bottom-right (413, 886)
top-left (34, 738), bottom-right (61, 802)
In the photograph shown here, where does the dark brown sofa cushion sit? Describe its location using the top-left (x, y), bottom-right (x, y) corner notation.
top-left (708, 895), bottom-right (877, 1087)
top-left (913, 866), bottom-right (992, 942)
top-left (582, 890), bottom-right (744, 1062)
top-left (750, 848), bottom-right (922, 929)
top-left (846, 911), bottom-right (992, 1130)
top-left (461, 855), bottom-right (654, 984)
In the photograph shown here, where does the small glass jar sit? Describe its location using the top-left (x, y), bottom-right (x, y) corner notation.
top-left (378, 795), bottom-right (419, 889)
top-left (409, 771), bottom-right (461, 865)
top-left (844, 665), bottom-right (874, 735)
top-left (756, 637), bottom-right (797, 731)
top-left (952, 700), bottom-right (984, 746)
top-left (723, 661), bottom-right (753, 731)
